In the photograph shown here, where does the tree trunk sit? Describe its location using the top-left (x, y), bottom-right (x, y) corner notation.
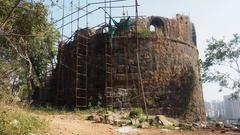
top-left (26, 55), bottom-right (34, 102)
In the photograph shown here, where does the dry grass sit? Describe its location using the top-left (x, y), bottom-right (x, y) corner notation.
top-left (0, 105), bottom-right (49, 135)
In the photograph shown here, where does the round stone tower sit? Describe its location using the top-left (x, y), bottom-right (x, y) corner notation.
top-left (112, 15), bottom-right (205, 122)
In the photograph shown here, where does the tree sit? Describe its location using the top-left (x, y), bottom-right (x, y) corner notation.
top-left (0, 0), bottom-right (58, 101)
top-left (201, 34), bottom-right (240, 99)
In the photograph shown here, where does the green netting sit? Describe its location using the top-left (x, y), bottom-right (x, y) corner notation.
top-left (108, 16), bottom-right (132, 47)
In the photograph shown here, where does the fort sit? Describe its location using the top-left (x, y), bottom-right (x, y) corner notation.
top-left (38, 14), bottom-right (205, 122)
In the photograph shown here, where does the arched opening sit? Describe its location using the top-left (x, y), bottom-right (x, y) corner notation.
top-left (150, 17), bottom-right (165, 28)
top-left (149, 17), bottom-right (165, 36)
top-left (150, 25), bottom-right (155, 32)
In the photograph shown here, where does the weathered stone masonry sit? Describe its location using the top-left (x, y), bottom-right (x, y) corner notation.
top-left (54, 15), bottom-right (205, 122)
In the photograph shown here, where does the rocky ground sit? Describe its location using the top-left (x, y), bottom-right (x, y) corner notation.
top-left (45, 114), bottom-right (218, 135)
top-left (37, 113), bottom-right (240, 135)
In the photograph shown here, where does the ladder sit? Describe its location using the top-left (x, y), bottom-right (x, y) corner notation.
top-left (75, 32), bottom-right (88, 108)
top-left (56, 42), bottom-right (64, 104)
top-left (105, 34), bottom-right (113, 108)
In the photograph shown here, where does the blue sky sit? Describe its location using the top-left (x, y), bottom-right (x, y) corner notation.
top-left (44, 0), bottom-right (240, 101)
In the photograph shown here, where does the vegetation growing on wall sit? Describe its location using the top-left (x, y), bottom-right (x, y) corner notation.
top-left (138, 28), bottom-right (155, 38)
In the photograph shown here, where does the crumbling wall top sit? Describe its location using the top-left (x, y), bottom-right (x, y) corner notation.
top-left (84, 14), bottom-right (197, 46)
top-left (137, 15), bottom-right (196, 45)
top-left (74, 27), bottom-right (96, 40)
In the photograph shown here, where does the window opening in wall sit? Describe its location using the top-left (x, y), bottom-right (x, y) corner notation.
top-left (150, 17), bottom-right (164, 28)
top-left (150, 25), bottom-right (155, 32)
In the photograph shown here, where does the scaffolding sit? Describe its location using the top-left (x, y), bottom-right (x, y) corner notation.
top-left (104, 34), bottom-right (113, 108)
top-left (46, 0), bottom-right (147, 112)
top-left (75, 32), bottom-right (89, 108)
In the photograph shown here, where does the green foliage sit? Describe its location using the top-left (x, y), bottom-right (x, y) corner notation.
top-left (206, 116), bottom-right (213, 122)
top-left (139, 115), bottom-right (147, 123)
top-left (0, 0), bottom-right (58, 99)
top-left (178, 123), bottom-right (193, 130)
top-left (202, 34), bottom-right (240, 98)
top-left (75, 106), bottom-right (106, 115)
top-left (0, 90), bottom-right (14, 104)
top-left (31, 105), bottom-right (108, 116)
top-left (138, 28), bottom-right (155, 38)
top-left (0, 107), bottom-right (48, 135)
top-left (30, 105), bottom-right (72, 114)
top-left (129, 107), bottom-right (144, 118)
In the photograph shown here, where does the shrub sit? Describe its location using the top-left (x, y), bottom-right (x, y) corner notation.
top-left (206, 116), bottom-right (213, 122)
top-left (139, 115), bottom-right (147, 123)
top-left (30, 104), bottom-right (72, 115)
top-left (178, 123), bottom-right (193, 130)
top-left (75, 106), bottom-right (106, 115)
top-left (138, 28), bottom-right (155, 38)
top-left (0, 107), bottom-right (48, 135)
top-left (129, 107), bottom-right (144, 118)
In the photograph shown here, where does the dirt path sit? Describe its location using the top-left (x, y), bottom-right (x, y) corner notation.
top-left (47, 114), bottom-right (116, 135)
top-left (40, 114), bottom-right (232, 135)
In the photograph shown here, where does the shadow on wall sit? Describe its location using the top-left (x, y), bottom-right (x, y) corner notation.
top-left (145, 65), bottom-right (197, 119)
top-left (176, 66), bottom-right (196, 118)
top-left (166, 66), bottom-right (196, 119)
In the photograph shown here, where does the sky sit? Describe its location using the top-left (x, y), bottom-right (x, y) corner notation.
top-left (138, 0), bottom-right (240, 102)
top-left (44, 0), bottom-right (240, 102)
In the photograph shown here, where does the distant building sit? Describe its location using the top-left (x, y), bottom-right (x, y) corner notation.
top-left (205, 95), bottom-right (240, 122)
top-left (205, 101), bottom-right (213, 117)
top-left (205, 101), bottom-right (224, 120)
top-left (223, 95), bottom-right (240, 119)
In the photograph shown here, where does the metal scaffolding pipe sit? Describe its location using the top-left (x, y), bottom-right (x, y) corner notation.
top-left (57, 7), bottom-right (101, 29)
top-left (53, 0), bottom-right (126, 24)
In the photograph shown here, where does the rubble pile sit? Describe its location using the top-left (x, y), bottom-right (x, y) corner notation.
top-left (205, 122), bottom-right (240, 134)
top-left (87, 110), bottom-right (190, 130)
top-left (86, 110), bottom-right (240, 134)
